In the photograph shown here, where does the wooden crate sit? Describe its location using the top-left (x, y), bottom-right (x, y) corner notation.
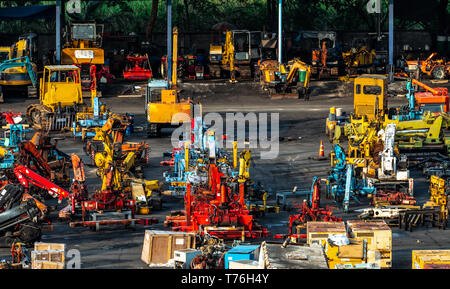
top-left (306, 221), bottom-right (346, 246)
top-left (32, 261), bottom-right (65, 269)
top-left (34, 242), bottom-right (65, 251)
top-left (32, 242), bottom-right (66, 269)
top-left (347, 220), bottom-right (391, 268)
top-left (412, 250), bottom-right (450, 269)
top-left (32, 250), bottom-right (65, 264)
top-left (141, 230), bottom-right (196, 265)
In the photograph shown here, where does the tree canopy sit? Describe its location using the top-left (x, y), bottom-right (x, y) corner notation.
top-left (0, 0), bottom-right (447, 36)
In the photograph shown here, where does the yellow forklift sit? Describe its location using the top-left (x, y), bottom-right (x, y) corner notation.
top-left (145, 27), bottom-right (198, 137)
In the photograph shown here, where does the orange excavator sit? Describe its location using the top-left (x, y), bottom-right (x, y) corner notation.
top-left (406, 52), bottom-right (450, 80)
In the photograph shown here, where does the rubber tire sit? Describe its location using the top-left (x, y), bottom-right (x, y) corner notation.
top-left (432, 66), bottom-right (446, 80)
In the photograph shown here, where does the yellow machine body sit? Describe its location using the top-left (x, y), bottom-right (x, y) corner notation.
top-left (39, 65), bottom-right (83, 111)
top-left (147, 90), bottom-right (193, 124)
top-left (353, 75), bottom-right (388, 120)
top-left (423, 175), bottom-right (448, 223)
top-left (342, 47), bottom-right (376, 68)
top-left (324, 239), bottom-right (370, 269)
top-left (61, 23), bottom-right (105, 65)
top-left (0, 38), bottom-right (37, 86)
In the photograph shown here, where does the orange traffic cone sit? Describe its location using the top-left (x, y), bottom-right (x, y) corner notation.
top-left (319, 140), bottom-right (325, 157)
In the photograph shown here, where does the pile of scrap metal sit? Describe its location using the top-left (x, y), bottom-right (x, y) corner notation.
top-left (325, 76), bottom-right (416, 212)
top-left (0, 112), bottom-right (70, 187)
top-left (358, 175), bottom-right (448, 231)
top-left (162, 116), bottom-right (277, 216)
top-left (0, 182), bottom-right (48, 247)
top-left (164, 169), bottom-right (269, 239)
top-left (258, 58), bottom-right (311, 99)
top-left (274, 176), bottom-right (342, 243)
top-left (188, 235), bottom-right (230, 269)
top-left (17, 135), bottom-right (70, 187)
top-left (58, 151), bottom-right (159, 229)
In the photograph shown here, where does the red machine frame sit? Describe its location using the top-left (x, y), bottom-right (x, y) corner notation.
top-left (123, 55), bottom-right (152, 81)
top-left (164, 164), bottom-right (269, 239)
top-left (275, 177), bottom-right (342, 240)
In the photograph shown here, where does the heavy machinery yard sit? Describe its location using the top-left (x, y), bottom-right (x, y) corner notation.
top-left (0, 0), bottom-right (448, 278)
top-left (0, 79), bottom-right (446, 269)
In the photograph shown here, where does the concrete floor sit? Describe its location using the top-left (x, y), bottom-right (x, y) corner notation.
top-left (0, 78), bottom-right (449, 269)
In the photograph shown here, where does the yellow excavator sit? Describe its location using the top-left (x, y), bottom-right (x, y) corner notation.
top-left (209, 30), bottom-right (256, 82)
top-left (146, 27), bottom-right (199, 137)
top-left (259, 58), bottom-right (311, 99)
top-left (0, 33), bottom-right (38, 100)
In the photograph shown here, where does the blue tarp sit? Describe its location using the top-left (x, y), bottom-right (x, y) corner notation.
top-left (0, 5), bottom-right (56, 20)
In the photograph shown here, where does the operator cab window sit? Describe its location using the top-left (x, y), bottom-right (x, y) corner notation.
top-left (420, 103), bottom-right (444, 113)
top-left (0, 51), bottom-right (9, 62)
top-left (49, 70), bottom-right (75, 83)
top-left (363, 85), bottom-right (382, 95)
top-left (355, 84), bottom-right (361, 94)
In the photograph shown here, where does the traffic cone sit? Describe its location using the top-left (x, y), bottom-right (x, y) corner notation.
top-left (319, 140), bottom-right (325, 157)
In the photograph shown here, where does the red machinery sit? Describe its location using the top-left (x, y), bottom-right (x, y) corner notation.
top-left (275, 177), bottom-right (342, 240)
top-left (412, 79), bottom-right (449, 113)
top-left (14, 165), bottom-right (71, 203)
top-left (1, 111), bottom-right (22, 125)
top-left (123, 55), bottom-right (152, 81)
top-left (372, 191), bottom-right (416, 206)
top-left (164, 164), bottom-right (269, 239)
top-left (65, 153), bottom-right (157, 229)
top-left (17, 141), bottom-right (69, 187)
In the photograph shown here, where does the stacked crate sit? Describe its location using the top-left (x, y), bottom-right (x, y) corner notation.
top-left (31, 243), bottom-right (65, 269)
top-left (412, 250), bottom-right (450, 269)
top-left (306, 221), bottom-right (347, 246)
top-left (346, 220), bottom-right (392, 268)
